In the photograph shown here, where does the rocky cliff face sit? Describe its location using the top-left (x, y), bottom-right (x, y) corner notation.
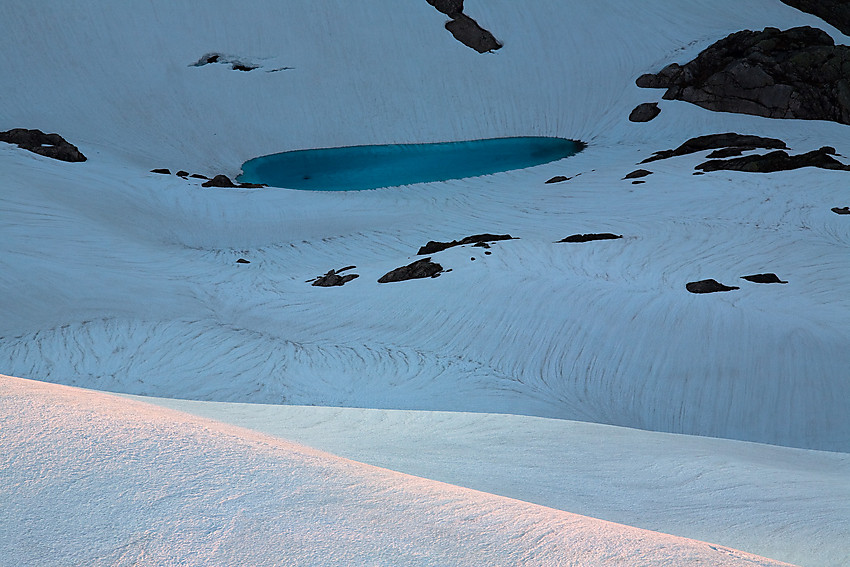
top-left (779, 0), bottom-right (850, 36)
top-left (637, 26), bottom-right (850, 125)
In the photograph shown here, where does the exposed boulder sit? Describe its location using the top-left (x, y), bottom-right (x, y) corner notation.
top-left (832, 206), bottom-right (850, 214)
top-left (641, 133), bottom-right (787, 164)
top-left (202, 174), bottom-right (267, 188)
top-left (426, 0), bottom-right (501, 53)
top-left (151, 168), bottom-right (171, 175)
top-left (545, 175), bottom-right (569, 184)
top-left (418, 234), bottom-right (514, 255)
top-left (696, 147), bottom-right (850, 173)
top-left (236, 258), bottom-right (251, 264)
top-left (624, 169), bottom-right (652, 179)
top-left (779, 0), bottom-right (850, 36)
top-left (378, 258), bottom-right (444, 283)
top-left (686, 279), bottom-right (740, 293)
top-left (558, 233), bottom-right (623, 243)
top-left (636, 26), bottom-right (850, 125)
top-left (741, 273), bottom-right (787, 284)
top-left (176, 170), bottom-right (189, 178)
top-left (629, 102), bottom-right (661, 122)
top-left (706, 148), bottom-right (746, 158)
top-left (0, 128), bottom-right (86, 162)
top-left (312, 267), bottom-right (359, 287)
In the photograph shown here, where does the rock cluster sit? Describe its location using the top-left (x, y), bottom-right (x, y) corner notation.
top-left (0, 128), bottom-right (86, 162)
top-left (641, 133), bottom-right (787, 164)
top-left (426, 0), bottom-right (502, 53)
top-left (696, 146), bottom-right (850, 173)
top-left (637, 26), bottom-right (850, 125)
top-left (417, 233), bottom-right (514, 255)
top-left (311, 267), bottom-right (359, 287)
top-left (202, 174), bottom-right (266, 189)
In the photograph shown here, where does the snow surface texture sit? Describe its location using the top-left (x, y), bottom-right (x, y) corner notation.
top-left (1, 0), bottom-right (849, 565)
top-left (0, 376), bottom-right (797, 567)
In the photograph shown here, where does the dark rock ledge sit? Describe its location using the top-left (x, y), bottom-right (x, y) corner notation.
top-left (742, 273), bottom-right (787, 284)
top-left (558, 233), bottom-right (623, 243)
top-left (378, 258), bottom-right (444, 283)
top-left (696, 146), bottom-right (850, 173)
top-left (426, 0), bottom-right (502, 53)
top-left (832, 206), bottom-right (850, 215)
top-left (0, 128), bottom-right (86, 162)
top-left (636, 26), bottom-right (850, 125)
top-left (686, 279), bottom-right (739, 293)
top-left (418, 234), bottom-right (514, 255)
top-left (779, 0), bottom-right (850, 36)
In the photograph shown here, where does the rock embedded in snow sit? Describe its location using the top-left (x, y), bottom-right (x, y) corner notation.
top-left (151, 168), bottom-right (171, 174)
top-left (641, 133), bottom-right (787, 164)
top-left (637, 26), bottom-right (850, 124)
top-left (236, 258), bottom-right (250, 264)
top-left (686, 279), bottom-right (740, 293)
top-left (832, 206), bottom-right (850, 215)
top-left (311, 267), bottom-right (360, 287)
top-left (741, 273), bottom-right (787, 284)
top-left (628, 102), bottom-right (661, 122)
top-left (0, 128), bottom-right (86, 162)
top-left (696, 147), bottom-right (850, 173)
top-left (202, 174), bottom-right (266, 188)
top-left (707, 148), bottom-right (746, 158)
top-left (417, 234), bottom-right (514, 255)
top-left (378, 258), bottom-right (444, 283)
top-left (426, 0), bottom-right (502, 53)
top-left (558, 233), bottom-right (623, 243)
top-left (545, 175), bottom-right (569, 184)
top-left (624, 169), bottom-right (652, 179)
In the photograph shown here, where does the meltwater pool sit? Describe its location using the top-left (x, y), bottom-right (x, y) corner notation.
top-left (237, 137), bottom-right (585, 191)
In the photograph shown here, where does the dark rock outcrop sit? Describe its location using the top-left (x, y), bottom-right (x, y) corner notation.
top-left (741, 273), bottom-right (787, 284)
top-left (192, 52), bottom-right (260, 71)
top-left (641, 133), bottom-right (787, 164)
top-left (151, 168), bottom-right (171, 175)
top-left (426, 0), bottom-right (501, 53)
top-left (190, 174), bottom-right (209, 180)
top-left (0, 128), bottom-right (86, 162)
top-left (558, 233), bottom-right (623, 243)
top-left (629, 102), bottom-right (661, 122)
top-left (545, 175), bottom-right (569, 184)
top-left (236, 258), bottom-right (251, 264)
top-left (636, 26), bottom-right (850, 125)
top-left (312, 267), bottom-right (359, 287)
top-left (378, 258), bottom-right (444, 283)
top-left (176, 170), bottom-right (189, 178)
top-left (686, 279), bottom-right (740, 293)
top-left (779, 0), bottom-right (850, 36)
top-left (696, 147), bottom-right (850, 173)
top-left (832, 206), bottom-right (850, 215)
top-left (706, 148), bottom-right (745, 158)
top-left (417, 234), bottom-right (514, 255)
top-left (624, 169), bottom-right (652, 179)
top-left (202, 174), bottom-right (267, 188)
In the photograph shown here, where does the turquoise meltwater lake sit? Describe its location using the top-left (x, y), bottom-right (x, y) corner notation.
top-left (237, 137), bottom-right (585, 191)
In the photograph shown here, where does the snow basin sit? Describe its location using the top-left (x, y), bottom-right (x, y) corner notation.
top-left (237, 136), bottom-right (585, 191)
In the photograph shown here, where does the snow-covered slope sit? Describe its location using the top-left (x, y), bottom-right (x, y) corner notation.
top-left (1, 0), bottom-right (849, 565)
top-left (1, 375), bottom-right (797, 567)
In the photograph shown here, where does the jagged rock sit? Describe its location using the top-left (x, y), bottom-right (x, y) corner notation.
top-left (312, 268), bottom-right (359, 287)
top-left (232, 63), bottom-right (258, 72)
top-left (203, 174), bottom-right (237, 188)
top-left (176, 170), bottom-right (189, 177)
top-left (779, 0), bottom-right (850, 36)
top-left (831, 206), bottom-right (850, 215)
top-left (642, 133), bottom-right (787, 163)
top-left (151, 168), bottom-right (171, 175)
top-left (624, 169), bottom-right (652, 179)
top-left (0, 128), bottom-right (87, 162)
top-left (686, 279), bottom-right (739, 293)
top-left (629, 102), bottom-right (661, 122)
top-left (696, 147), bottom-right (850, 173)
top-left (558, 233), bottom-right (623, 243)
top-left (545, 175), bottom-right (569, 184)
top-left (741, 273), bottom-right (787, 284)
top-left (236, 258), bottom-right (250, 264)
top-left (636, 26), bottom-right (850, 125)
top-left (378, 258), bottom-right (444, 283)
top-left (417, 234), bottom-right (514, 255)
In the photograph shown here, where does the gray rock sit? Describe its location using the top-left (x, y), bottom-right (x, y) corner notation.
top-left (312, 268), bottom-right (359, 287)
